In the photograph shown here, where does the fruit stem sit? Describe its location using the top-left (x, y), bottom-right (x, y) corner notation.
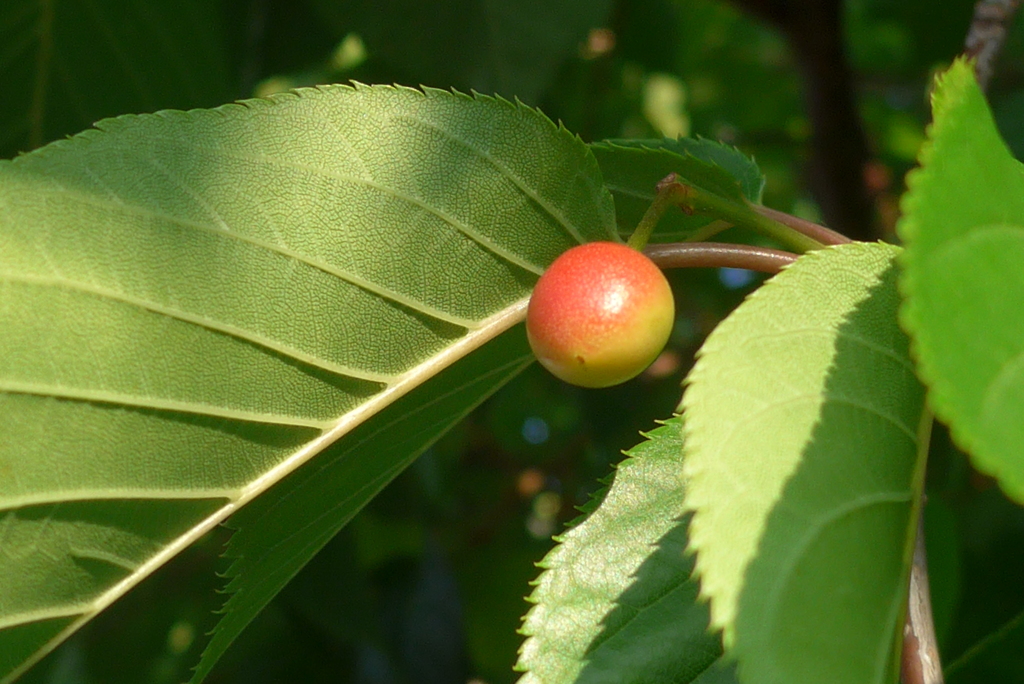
top-left (644, 242), bottom-right (797, 274)
top-left (626, 184), bottom-right (682, 250)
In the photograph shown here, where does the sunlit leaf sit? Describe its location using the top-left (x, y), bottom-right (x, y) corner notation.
top-left (0, 84), bottom-right (615, 682)
top-left (682, 242), bottom-right (927, 684)
top-left (898, 58), bottom-right (1024, 503)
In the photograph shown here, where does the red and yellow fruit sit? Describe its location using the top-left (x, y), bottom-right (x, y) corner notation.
top-left (526, 242), bottom-right (675, 388)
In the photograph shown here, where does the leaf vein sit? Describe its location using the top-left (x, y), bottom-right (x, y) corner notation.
top-left (824, 396), bottom-right (918, 442)
top-left (584, 568), bottom-right (694, 656)
top-left (761, 490), bottom-right (912, 651)
top-left (146, 156), bottom-right (231, 232)
top-left (70, 548), bottom-right (137, 572)
top-left (604, 183), bottom-right (654, 201)
top-left (0, 380), bottom-right (332, 429)
top-left (15, 183), bottom-right (479, 328)
top-left (0, 606), bottom-right (89, 632)
top-left (393, 113), bottom-right (589, 244)
top-left (0, 489), bottom-right (237, 512)
top-left (0, 271), bottom-right (397, 383)
top-left (220, 149), bottom-right (545, 274)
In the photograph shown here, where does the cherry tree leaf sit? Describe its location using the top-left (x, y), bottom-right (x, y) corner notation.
top-left (0, 84), bottom-right (614, 682)
top-left (591, 137), bottom-right (763, 241)
top-left (682, 242), bottom-right (928, 684)
top-left (516, 417), bottom-right (732, 684)
top-left (898, 58), bottom-right (1024, 503)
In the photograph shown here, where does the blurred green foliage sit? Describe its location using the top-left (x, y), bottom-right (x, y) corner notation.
top-left (10, 0), bottom-right (1024, 682)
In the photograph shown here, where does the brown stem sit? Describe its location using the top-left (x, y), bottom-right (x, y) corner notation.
top-left (753, 205), bottom-right (852, 246)
top-left (901, 515), bottom-right (944, 684)
top-left (964, 0), bottom-right (1023, 90)
top-left (643, 242), bottom-right (797, 274)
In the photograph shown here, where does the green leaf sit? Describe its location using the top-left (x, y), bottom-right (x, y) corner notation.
top-left (603, 137), bottom-right (765, 204)
top-left (0, 0), bottom-right (233, 158)
top-left (191, 327), bottom-right (533, 682)
top-left (898, 58), bottom-right (1024, 503)
top-left (591, 138), bottom-right (764, 241)
top-left (516, 417), bottom-right (729, 684)
top-left (681, 242), bottom-right (928, 684)
top-left (0, 84), bottom-right (616, 682)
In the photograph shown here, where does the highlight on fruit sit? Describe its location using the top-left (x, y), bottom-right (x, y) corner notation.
top-left (526, 241), bottom-right (675, 388)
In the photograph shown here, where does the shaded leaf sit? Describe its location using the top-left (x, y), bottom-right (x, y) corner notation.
top-left (898, 58), bottom-right (1024, 503)
top-left (603, 137), bottom-right (764, 203)
top-left (516, 417), bottom-right (727, 684)
top-left (591, 138), bottom-right (763, 241)
top-left (682, 243), bottom-right (927, 684)
top-left (0, 84), bottom-right (615, 681)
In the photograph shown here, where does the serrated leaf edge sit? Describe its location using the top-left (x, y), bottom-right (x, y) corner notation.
top-left (591, 136), bottom-right (764, 203)
top-left (7, 83), bottom-right (618, 251)
top-left (514, 417), bottom-right (683, 678)
top-left (678, 242), bottom-right (895, 646)
top-left (591, 140), bottom-right (741, 199)
top-left (896, 57), bottom-right (1019, 492)
top-left (0, 83), bottom-right (613, 681)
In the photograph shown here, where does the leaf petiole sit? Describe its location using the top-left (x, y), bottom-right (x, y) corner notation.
top-left (629, 173), bottom-right (827, 254)
top-left (626, 180), bottom-right (688, 250)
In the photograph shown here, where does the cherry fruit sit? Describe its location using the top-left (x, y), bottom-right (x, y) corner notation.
top-left (526, 242), bottom-right (675, 388)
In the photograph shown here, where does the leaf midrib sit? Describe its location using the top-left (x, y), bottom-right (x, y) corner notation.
top-left (0, 298), bottom-right (530, 684)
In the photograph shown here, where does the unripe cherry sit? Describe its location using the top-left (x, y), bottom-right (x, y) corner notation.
top-left (526, 241), bottom-right (675, 388)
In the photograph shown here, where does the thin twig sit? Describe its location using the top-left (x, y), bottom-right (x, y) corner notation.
top-left (901, 515), bottom-right (944, 684)
top-left (964, 0), bottom-right (1023, 91)
top-left (753, 205), bottom-right (852, 246)
top-left (644, 242), bottom-right (798, 274)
